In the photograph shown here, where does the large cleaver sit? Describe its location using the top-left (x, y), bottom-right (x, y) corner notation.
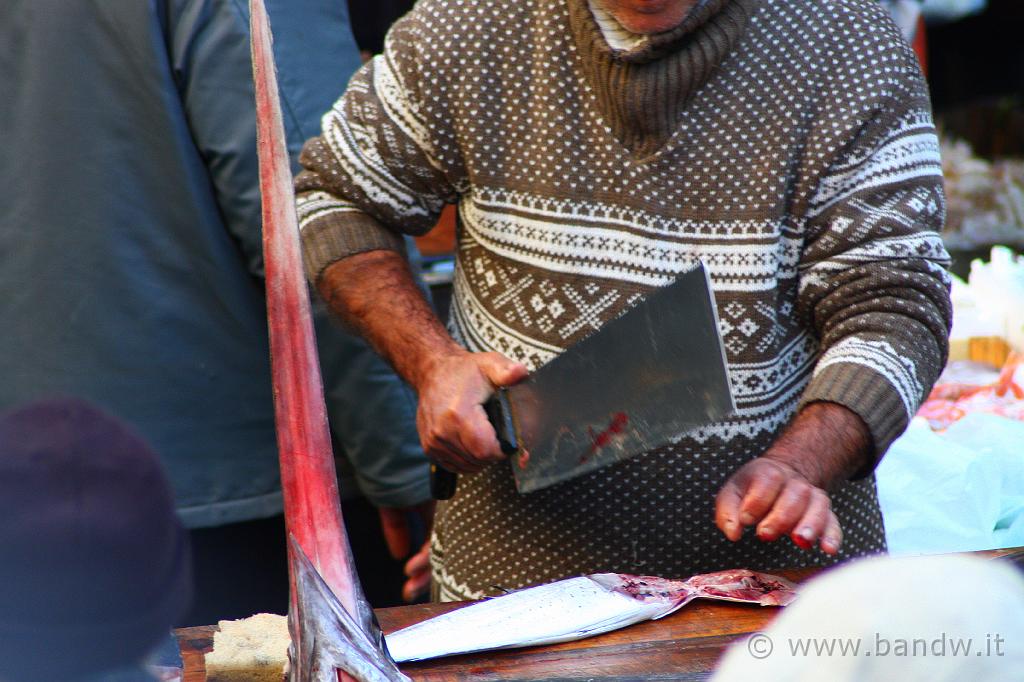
top-left (432, 263), bottom-right (735, 497)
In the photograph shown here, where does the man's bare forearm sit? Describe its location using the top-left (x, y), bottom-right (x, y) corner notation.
top-left (318, 249), bottom-right (529, 472)
top-left (317, 250), bottom-right (463, 390)
top-left (762, 401), bottom-right (874, 490)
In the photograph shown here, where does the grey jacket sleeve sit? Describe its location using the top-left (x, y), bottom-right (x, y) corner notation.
top-left (170, 0), bottom-right (430, 507)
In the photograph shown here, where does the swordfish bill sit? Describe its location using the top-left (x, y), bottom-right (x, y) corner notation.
top-left (249, 2), bottom-right (407, 680)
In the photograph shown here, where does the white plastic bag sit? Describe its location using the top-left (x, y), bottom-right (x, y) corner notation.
top-left (877, 413), bottom-right (1024, 554)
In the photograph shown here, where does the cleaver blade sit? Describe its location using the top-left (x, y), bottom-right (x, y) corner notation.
top-left (503, 263), bottom-right (734, 494)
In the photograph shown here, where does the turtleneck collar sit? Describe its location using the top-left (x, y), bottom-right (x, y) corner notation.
top-left (566, 0), bottom-right (758, 157)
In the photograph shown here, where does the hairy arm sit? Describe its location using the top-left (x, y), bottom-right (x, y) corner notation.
top-left (760, 401), bottom-right (872, 490)
top-left (294, 7), bottom-right (529, 477)
top-left (318, 251), bottom-right (527, 473)
top-left (319, 250), bottom-right (457, 387)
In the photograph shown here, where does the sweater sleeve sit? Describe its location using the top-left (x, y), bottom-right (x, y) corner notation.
top-left (795, 2), bottom-right (952, 466)
top-left (295, 7), bottom-right (459, 284)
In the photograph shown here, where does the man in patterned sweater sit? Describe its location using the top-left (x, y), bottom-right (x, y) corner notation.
top-left (296, 0), bottom-right (952, 600)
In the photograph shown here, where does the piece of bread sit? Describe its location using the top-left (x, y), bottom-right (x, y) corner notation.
top-left (204, 613), bottom-right (290, 682)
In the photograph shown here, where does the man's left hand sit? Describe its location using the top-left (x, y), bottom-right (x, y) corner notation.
top-left (715, 456), bottom-right (842, 554)
top-left (713, 401), bottom-right (874, 555)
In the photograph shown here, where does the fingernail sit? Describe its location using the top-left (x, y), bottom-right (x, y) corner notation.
top-left (799, 527), bottom-right (815, 541)
top-left (758, 525), bottom-right (774, 539)
top-left (740, 512), bottom-right (755, 526)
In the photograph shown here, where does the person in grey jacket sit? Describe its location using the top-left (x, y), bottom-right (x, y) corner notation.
top-left (0, 0), bottom-right (431, 622)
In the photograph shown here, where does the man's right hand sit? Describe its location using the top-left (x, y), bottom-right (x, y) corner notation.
top-left (415, 351), bottom-right (527, 473)
top-left (318, 252), bottom-right (527, 472)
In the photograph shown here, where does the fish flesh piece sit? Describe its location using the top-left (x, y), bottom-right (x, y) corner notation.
top-left (666, 569), bottom-right (797, 606)
top-left (385, 569), bottom-right (797, 663)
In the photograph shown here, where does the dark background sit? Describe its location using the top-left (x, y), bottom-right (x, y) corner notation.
top-left (927, 0), bottom-right (1024, 157)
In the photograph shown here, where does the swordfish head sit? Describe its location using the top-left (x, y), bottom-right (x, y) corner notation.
top-left (289, 537), bottom-right (409, 682)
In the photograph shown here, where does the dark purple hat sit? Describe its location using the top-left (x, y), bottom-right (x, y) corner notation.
top-left (0, 398), bottom-right (192, 681)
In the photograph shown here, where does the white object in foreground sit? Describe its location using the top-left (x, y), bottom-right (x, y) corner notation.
top-left (713, 554), bottom-right (1024, 682)
top-left (386, 569), bottom-right (797, 663)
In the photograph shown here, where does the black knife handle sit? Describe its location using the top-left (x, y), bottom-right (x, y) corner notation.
top-left (430, 389), bottom-right (519, 501)
top-left (485, 388), bottom-right (519, 455)
top-left (430, 462), bottom-right (457, 500)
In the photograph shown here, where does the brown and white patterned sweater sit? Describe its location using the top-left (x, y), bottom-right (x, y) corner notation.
top-left (296, 0), bottom-right (952, 600)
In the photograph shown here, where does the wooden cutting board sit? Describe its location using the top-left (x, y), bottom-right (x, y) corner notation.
top-left (177, 566), bottom-right (812, 681)
top-left (176, 548), bottom-right (1023, 681)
